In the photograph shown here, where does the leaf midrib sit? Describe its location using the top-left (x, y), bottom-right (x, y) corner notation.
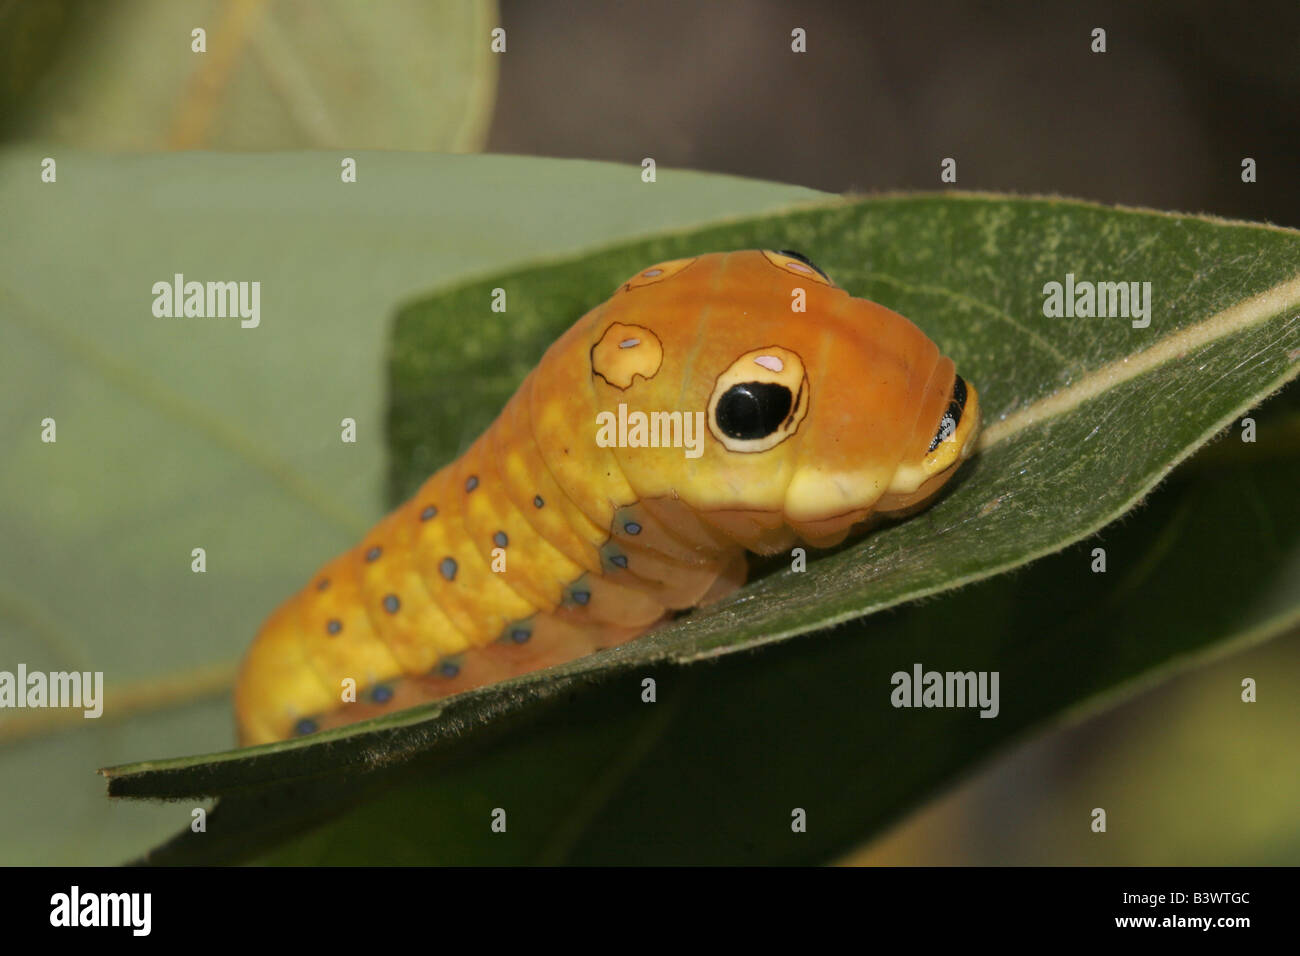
top-left (979, 271), bottom-right (1300, 448)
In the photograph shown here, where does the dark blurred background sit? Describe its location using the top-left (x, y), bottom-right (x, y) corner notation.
top-left (488, 0), bottom-right (1300, 227)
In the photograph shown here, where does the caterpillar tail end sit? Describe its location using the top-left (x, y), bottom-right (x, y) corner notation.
top-left (233, 597), bottom-right (333, 747)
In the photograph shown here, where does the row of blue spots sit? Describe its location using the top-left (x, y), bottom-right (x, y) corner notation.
top-left (299, 628), bottom-right (550, 736)
top-left (302, 472), bottom-right (499, 730)
top-left (292, 683), bottom-right (396, 736)
top-left (417, 481), bottom-right (551, 582)
top-left (322, 597), bottom-right (399, 634)
top-left (319, 477), bottom-right (554, 647)
top-left (298, 456), bottom-right (566, 733)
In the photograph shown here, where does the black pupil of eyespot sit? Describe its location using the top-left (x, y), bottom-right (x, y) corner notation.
top-left (928, 375), bottom-right (968, 452)
top-left (774, 249), bottom-right (828, 280)
top-left (715, 382), bottom-right (794, 441)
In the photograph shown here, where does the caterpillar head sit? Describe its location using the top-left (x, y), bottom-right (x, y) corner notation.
top-left (590, 249), bottom-right (981, 549)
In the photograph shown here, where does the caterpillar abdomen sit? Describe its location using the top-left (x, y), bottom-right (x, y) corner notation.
top-left (235, 250), bottom-right (981, 745)
top-left (235, 356), bottom-right (736, 746)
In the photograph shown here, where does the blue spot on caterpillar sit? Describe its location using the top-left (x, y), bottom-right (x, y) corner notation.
top-left (233, 250), bottom-right (981, 745)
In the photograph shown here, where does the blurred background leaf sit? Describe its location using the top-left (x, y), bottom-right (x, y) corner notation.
top-left (1, 0), bottom-right (498, 151)
top-left (0, 148), bottom-right (823, 864)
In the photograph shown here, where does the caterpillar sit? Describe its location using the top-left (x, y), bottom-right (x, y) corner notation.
top-left (234, 250), bottom-right (981, 745)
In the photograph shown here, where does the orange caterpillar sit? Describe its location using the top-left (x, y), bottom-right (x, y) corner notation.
top-left (234, 250), bottom-right (981, 745)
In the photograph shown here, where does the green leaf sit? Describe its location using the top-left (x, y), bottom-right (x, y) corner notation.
top-left (3, 0), bottom-right (498, 151)
top-left (0, 148), bottom-right (823, 864)
top-left (107, 193), bottom-right (1300, 864)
